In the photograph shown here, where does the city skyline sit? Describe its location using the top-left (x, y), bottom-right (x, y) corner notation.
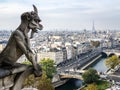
top-left (0, 0), bottom-right (120, 30)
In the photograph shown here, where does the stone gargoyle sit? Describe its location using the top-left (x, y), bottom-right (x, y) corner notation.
top-left (0, 5), bottom-right (43, 90)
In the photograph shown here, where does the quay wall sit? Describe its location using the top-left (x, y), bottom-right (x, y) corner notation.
top-left (78, 53), bottom-right (102, 70)
top-left (81, 54), bottom-right (102, 70)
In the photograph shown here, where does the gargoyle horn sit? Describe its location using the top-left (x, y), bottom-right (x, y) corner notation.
top-left (33, 5), bottom-right (38, 14)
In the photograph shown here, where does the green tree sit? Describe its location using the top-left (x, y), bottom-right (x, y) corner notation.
top-left (39, 58), bottom-right (56, 79)
top-left (36, 73), bottom-right (54, 90)
top-left (23, 74), bottom-right (35, 87)
top-left (23, 73), bottom-right (55, 90)
top-left (22, 60), bottom-right (32, 65)
top-left (87, 84), bottom-right (97, 90)
top-left (105, 55), bottom-right (120, 69)
top-left (82, 68), bottom-right (99, 84)
top-left (22, 60), bottom-right (55, 90)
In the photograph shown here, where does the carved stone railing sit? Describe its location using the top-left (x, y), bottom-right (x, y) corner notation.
top-left (0, 64), bottom-right (34, 90)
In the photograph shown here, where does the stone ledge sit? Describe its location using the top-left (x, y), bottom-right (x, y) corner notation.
top-left (0, 75), bottom-right (15, 90)
top-left (0, 63), bottom-right (32, 90)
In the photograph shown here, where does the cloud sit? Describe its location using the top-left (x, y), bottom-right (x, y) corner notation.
top-left (0, 0), bottom-right (120, 30)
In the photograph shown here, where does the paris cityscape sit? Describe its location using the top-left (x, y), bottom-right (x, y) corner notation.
top-left (0, 27), bottom-right (120, 90)
top-left (0, 0), bottom-right (120, 90)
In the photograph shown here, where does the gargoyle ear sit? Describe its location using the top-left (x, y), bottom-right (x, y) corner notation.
top-left (33, 5), bottom-right (38, 14)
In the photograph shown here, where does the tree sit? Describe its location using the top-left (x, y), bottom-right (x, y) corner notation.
top-left (23, 73), bottom-right (55, 90)
top-left (39, 58), bottom-right (56, 79)
top-left (82, 68), bottom-right (99, 84)
top-left (22, 60), bottom-right (55, 90)
top-left (86, 84), bottom-right (97, 90)
top-left (105, 55), bottom-right (120, 69)
top-left (23, 74), bottom-right (35, 87)
top-left (91, 41), bottom-right (100, 48)
top-left (35, 73), bottom-right (54, 90)
top-left (22, 60), bottom-right (32, 65)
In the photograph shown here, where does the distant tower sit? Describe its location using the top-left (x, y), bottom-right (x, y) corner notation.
top-left (92, 21), bottom-right (95, 31)
top-left (92, 21), bottom-right (96, 34)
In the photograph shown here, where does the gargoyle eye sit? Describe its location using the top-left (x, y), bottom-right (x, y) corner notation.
top-left (38, 19), bottom-right (41, 22)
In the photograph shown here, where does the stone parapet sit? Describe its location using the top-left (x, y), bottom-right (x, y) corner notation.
top-left (0, 64), bottom-right (35, 90)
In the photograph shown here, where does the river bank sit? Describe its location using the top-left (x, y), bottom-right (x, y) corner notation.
top-left (55, 57), bottom-right (108, 90)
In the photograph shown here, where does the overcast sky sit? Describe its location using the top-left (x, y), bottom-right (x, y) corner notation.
top-left (0, 0), bottom-right (120, 31)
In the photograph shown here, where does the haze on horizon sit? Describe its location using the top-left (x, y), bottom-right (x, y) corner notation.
top-left (0, 0), bottom-right (120, 31)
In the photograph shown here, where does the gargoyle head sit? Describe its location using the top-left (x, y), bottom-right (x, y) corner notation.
top-left (21, 5), bottom-right (43, 38)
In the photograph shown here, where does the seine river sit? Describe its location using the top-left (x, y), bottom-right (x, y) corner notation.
top-left (55, 58), bottom-right (108, 90)
top-left (92, 58), bottom-right (108, 72)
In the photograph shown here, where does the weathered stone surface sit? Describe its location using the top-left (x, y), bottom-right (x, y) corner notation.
top-left (0, 79), bottom-right (3, 89)
top-left (10, 64), bottom-right (29, 74)
top-left (0, 75), bottom-right (14, 90)
top-left (0, 64), bottom-right (35, 90)
top-left (22, 88), bottom-right (38, 90)
top-left (0, 5), bottom-right (42, 77)
top-left (0, 69), bottom-right (11, 79)
top-left (0, 64), bottom-right (29, 79)
top-left (3, 75), bottom-right (15, 89)
top-left (0, 5), bottom-right (43, 90)
top-left (11, 66), bottom-right (34, 90)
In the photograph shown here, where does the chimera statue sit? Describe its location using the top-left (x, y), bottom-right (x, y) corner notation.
top-left (0, 5), bottom-right (43, 90)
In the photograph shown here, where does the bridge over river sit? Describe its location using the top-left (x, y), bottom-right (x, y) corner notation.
top-left (58, 54), bottom-right (102, 80)
top-left (53, 48), bottom-right (102, 83)
top-left (103, 49), bottom-right (120, 57)
top-left (54, 48), bottom-right (120, 88)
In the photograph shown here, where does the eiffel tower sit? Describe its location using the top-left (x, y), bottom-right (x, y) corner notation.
top-left (92, 21), bottom-right (96, 34)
